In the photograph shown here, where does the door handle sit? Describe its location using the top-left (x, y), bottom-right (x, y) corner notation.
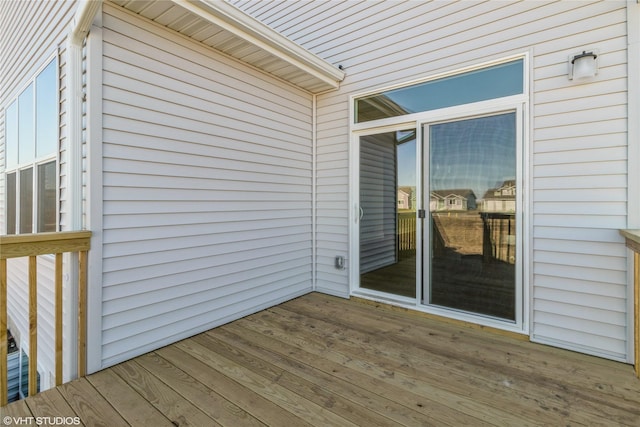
top-left (359, 206), bottom-right (364, 221)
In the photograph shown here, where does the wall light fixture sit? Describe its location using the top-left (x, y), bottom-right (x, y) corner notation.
top-left (569, 50), bottom-right (598, 80)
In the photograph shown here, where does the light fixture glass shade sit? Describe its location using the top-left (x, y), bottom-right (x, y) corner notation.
top-left (570, 51), bottom-right (598, 80)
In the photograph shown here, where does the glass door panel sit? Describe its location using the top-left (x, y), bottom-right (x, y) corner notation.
top-left (425, 113), bottom-right (517, 320)
top-left (359, 129), bottom-right (416, 298)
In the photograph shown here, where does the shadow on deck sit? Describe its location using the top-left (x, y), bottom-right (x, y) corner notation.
top-left (2, 292), bottom-right (639, 426)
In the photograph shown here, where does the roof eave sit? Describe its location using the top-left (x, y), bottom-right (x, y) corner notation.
top-left (177, 0), bottom-right (345, 93)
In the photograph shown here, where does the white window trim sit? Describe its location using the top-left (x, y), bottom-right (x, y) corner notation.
top-left (82, 12), bottom-right (104, 376)
top-left (4, 55), bottom-right (60, 235)
top-left (348, 53), bottom-right (531, 335)
top-left (7, 158), bottom-right (57, 234)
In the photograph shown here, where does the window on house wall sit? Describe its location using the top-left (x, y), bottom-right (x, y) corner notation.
top-left (355, 59), bottom-right (524, 123)
top-left (4, 59), bottom-right (58, 234)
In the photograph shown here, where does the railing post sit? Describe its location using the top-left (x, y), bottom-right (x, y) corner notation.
top-left (55, 253), bottom-right (63, 386)
top-left (28, 256), bottom-right (37, 397)
top-left (635, 251), bottom-right (639, 379)
top-left (620, 230), bottom-right (640, 379)
top-left (78, 250), bottom-right (88, 378)
top-left (1, 258), bottom-right (7, 406)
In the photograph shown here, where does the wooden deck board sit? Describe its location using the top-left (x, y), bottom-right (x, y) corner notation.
top-left (157, 344), bottom-right (311, 427)
top-left (196, 330), bottom-right (404, 427)
top-left (3, 293), bottom-right (640, 426)
top-left (240, 305), bottom-right (520, 426)
top-left (343, 293), bottom-right (640, 399)
top-left (298, 293), bottom-right (640, 395)
top-left (321, 295), bottom-right (640, 419)
top-left (0, 398), bottom-right (33, 420)
top-left (24, 388), bottom-right (80, 427)
top-left (57, 378), bottom-right (128, 427)
top-left (212, 323), bottom-right (454, 427)
top-left (282, 293), bottom-right (640, 422)
top-left (85, 368), bottom-right (174, 427)
top-left (111, 360), bottom-right (220, 426)
top-left (176, 336), bottom-right (358, 427)
top-left (135, 351), bottom-right (265, 427)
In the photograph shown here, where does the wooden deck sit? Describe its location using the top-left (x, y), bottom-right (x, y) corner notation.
top-left (2, 292), bottom-right (640, 426)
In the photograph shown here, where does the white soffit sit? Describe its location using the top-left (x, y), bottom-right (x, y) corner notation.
top-left (110, 0), bottom-right (345, 93)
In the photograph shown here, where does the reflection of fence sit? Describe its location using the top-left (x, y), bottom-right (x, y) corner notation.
top-left (398, 213), bottom-right (416, 256)
top-left (481, 213), bottom-right (516, 264)
top-left (396, 212), bottom-right (516, 264)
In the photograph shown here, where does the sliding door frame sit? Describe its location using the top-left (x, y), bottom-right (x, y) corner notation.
top-left (420, 104), bottom-right (525, 330)
top-left (350, 94), bottom-right (530, 334)
top-left (349, 121), bottom-right (418, 305)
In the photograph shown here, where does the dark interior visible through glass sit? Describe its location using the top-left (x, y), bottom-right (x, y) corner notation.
top-left (38, 161), bottom-right (56, 232)
top-left (6, 173), bottom-right (16, 235)
top-left (19, 168), bottom-right (33, 233)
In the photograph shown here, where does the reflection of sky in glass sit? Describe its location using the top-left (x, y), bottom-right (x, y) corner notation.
top-left (356, 60), bottom-right (523, 123)
top-left (36, 60), bottom-right (57, 157)
top-left (397, 130), bottom-right (416, 187)
top-left (5, 60), bottom-right (57, 168)
top-left (6, 102), bottom-right (18, 168)
top-left (429, 113), bottom-right (515, 199)
top-left (18, 83), bottom-right (35, 164)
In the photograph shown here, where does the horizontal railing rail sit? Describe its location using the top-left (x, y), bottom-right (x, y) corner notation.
top-left (0, 230), bottom-right (91, 406)
top-left (620, 229), bottom-right (640, 379)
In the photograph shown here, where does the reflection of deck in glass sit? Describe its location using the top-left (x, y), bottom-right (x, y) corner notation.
top-left (430, 252), bottom-right (515, 321)
top-left (361, 211), bottom-right (416, 298)
top-left (360, 256), bottom-right (416, 298)
top-left (431, 211), bottom-right (515, 320)
top-left (360, 211), bottom-right (516, 320)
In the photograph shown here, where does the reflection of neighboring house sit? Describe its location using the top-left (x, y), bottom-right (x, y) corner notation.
top-left (430, 189), bottom-right (477, 211)
top-left (479, 180), bottom-right (516, 213)
top-left (398, 188), bottom-right (410, 209)
top-left (397, 186), bottom-right (414, 210)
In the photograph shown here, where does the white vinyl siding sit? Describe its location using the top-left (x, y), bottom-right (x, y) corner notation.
top-left (236, 0), bottom-right (630, 361)
top-left (0, 0), bottom-right (76, 388)
top-left (313, 117), bottom-right (351, 296)
top-left (0, 106), bottom-right (4, 236)
top-left (99, 4), bottom-right (314, 367)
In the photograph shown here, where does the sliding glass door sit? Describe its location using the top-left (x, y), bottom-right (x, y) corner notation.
top-left (353, 56), bottom-right (526, 327)
top-left (424, 112), bottom-right (517, 320)
top-left (356, 112), bottom-right (519, 321)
